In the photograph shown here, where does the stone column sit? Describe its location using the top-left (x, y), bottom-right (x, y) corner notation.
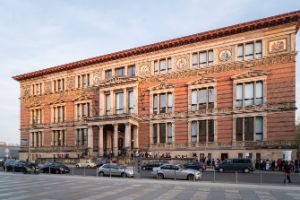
top-left (88, 126), bottom-right (93, 156)
top-left (133, 126), bottom-right (139, 149)
top-left (113, 124), bottom-right (118, 157)
top-left (125, 123), bottom-right (131, 155)
top-left (98, 125), bottom-right (104, 157)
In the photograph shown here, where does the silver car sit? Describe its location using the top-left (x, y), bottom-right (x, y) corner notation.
top-left (98, 163), bottom-right (134, 177)
top-left (152, 164), bottom-right (202, 181)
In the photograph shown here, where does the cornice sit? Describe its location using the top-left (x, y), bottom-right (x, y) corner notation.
top-left (12, 10), bottom-right (300, 81)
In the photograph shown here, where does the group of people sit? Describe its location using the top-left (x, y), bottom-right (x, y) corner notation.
top-left (255, 159), bottom-right (299, 172)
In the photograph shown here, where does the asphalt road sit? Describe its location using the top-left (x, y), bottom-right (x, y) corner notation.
top-left (2, 166), bottom-right (300, 185)
top-left (64, 167), bottom-right (300, 185)
top-left (1, 171), bottom-right (300, 200)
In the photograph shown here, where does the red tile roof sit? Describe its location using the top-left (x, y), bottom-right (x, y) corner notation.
top-left (12, 10), bottom-right (300, 81)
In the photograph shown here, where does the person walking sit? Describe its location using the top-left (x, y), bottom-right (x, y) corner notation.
top-left (283, 161), bottom-right (292, 184)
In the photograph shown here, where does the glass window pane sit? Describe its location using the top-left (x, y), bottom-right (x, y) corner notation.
top-left (236, 84), bottom-right (243, 107)
top-left (192, 53), bottom-right (198, 67)
top-left (191, 121), bottom-right (197, 143)
top-left (199, 89), bottom-right (206, 104)
top-left (200, 51), bottom-right (207, 67)
top-left (208, 87), bottom-right (214, 103)
top-left (128, 91), bottom-right (135, 113)
top-left (199, 120), bottom-right (206, 143)
top-left (153, 95), bottom-right (158, 113)
top-left (255, 41), bottom-right (262, 58)
top-left (160, 59), bottom-right (166, 74)
top-left (167, 123), bottom-right (172, 144)
top-left (208, 50), bottom-right (213, 65)
top-left (153, 124), bottom-right (157, 144)
top-left (245, 83), bottom-right (254, 106)
top-left (167, 58), bottom-right (172, 72)
top-left (245, 43), bottom-right (254, 60)
top-left (256, 81), bottom-right (263, 105)
top-left (256, 117), bottom-right (263, 133)
top-left (167, 93), bottom-right (172, 112)
top-left (106, 94), bottom-right (110, 112)
top-left (236, 118), bottom-right (243, 141)
top-left (208, 120), bottom-right (214, 142)
top-left (128, 65), bottom-right (136, 77)
top-left (160, 94), bottom-right (166, 113)
top-left (159, 123), bottom-right (166, 143)
top-left (245, 117), bottom-right (254, 141)
top-left (154, 61), bottom-right (159, 75)
top-left (116, 92), bottom-right (124, 114)
top-left (238, 44), bottom-right (244, 61)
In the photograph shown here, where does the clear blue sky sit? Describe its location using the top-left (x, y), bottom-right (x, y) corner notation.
top-left (0, 0), bottom-right (299, 144)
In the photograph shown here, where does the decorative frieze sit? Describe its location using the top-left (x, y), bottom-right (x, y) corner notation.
top-left (139, 53), bottom-right (296, 84)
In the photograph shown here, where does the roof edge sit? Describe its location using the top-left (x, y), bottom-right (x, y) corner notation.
top-left (12, 10), bottom-right (300, 81)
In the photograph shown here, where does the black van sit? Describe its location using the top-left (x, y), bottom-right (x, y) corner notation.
top-left (215, 158), bottom-right (254, 173)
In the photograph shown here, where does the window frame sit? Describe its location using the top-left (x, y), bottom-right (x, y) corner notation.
top-left (154, 58), bottom-right (172, 75)
top-left (236, 40), bottom-right (262, 61)
top-left (234, 116), bottom-right (264, 142)
top-left (192, 49), bottom-right (214, 68)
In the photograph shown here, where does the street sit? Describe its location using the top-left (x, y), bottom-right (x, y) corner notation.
top-left (0, 171), bottom-right (300, 200)
top-left (63, 167), bottom-right (300, 185)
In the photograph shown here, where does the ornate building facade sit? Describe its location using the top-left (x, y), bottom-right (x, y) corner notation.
top-left (14, 11), bottom-right (300, 162)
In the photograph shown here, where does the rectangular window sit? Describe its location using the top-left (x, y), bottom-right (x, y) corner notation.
top-left (160, 94), bottom-right (166, 113)
top-left (208, 87), bottom-right (214, 103)
top-left (244, 83), bottom-right (254, 106)
top-left (153, 94), bottom-right (158, 114)
top-left (115, 67), bottom-right (125, 77)
top-left (244, 117), bottom-right (254, 141)
top-left (237, 44), bottom-right (244, 61)
top-left (167, 123), bottom-right (172, 144)
top-left (191, 121), bottom-right (197, 143)
top-left (191, 90), bottom-right (197, 111)
top-left (192, 53), bottom-right (198, 67)
top-left (199, 89), bottom-right (206, 105)
top-left (255, 41), bottom-right (262, 58)
top-left (167, 93), bottom-right (173, 112)
top-left (116, 92), bottom-right (124, 114)
top-left (199, 120), bottom-right (206, 143)
top-left (237, 41), bottom-right (262, 61)
top-left (255, 81), bottom-right (263, 105)
top-left (167, 58), bottom-right (172, 72)
top-left (159, 123), bottom-right (166, 144)
top-left (127, 65), bottom-right (136, 77)
top-left (236, 118), bottom-right (243, 141)
top-left (236, 117), bottom-right (263, 142)
top-left (159, 59), bottom-right (166, 74)
top-left (154, 61), bottom-right (159, 75)
top-left (105, 70), bottom-right (112, 78)
top-left (208, 120), bottom-right (214, 142)
top-left (255, 117), bottom-right (263, 141)
top-left (236, 81), bottom-right (263, 107)
top-left (199, 51), bottom-right (207, 67)
top-left (105, 94), bottom-right (111, 114)
top-left (208, 50), bottom-right (214, 65)
top-left (128, 90), bottom-right (135, 113)
top-left (153, 124), bottom-right (157, 144)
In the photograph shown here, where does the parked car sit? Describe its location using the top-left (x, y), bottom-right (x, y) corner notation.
top-left (3, 160), bottom-right (39, 174)
top-left (75, 160), bottom-right (96, 168)
top-left (98, 163), bottom-right (134, 177)
top-left (2, 159), bottom-right (16, 170)
top-left (40, 162), bottom-right (70, 174)
top-left (96, 159), bottom-right (117, 168)
top-left (215, 158), bottom-right (254, 173)
top-left (152, 164), bottom-right (202, 181)
top-left (183, 161), bottom-right (206, 172)
top-left (141, 161), bottom-right (168, 171)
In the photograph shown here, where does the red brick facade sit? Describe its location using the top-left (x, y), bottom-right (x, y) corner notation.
top-left (14, 11), bottom-right (300, 162)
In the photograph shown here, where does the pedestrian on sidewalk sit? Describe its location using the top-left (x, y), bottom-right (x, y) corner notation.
top-left (283, 161), bottom-right (292, 184)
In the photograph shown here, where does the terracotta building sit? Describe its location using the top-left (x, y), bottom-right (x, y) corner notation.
top-left (13, 11), bottom-right (300, 162)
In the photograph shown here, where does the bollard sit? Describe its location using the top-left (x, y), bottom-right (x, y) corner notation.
top-left (84, 167), bottom-right (86, 176)
top-left (260, 171), bottom-right (262, 184)
top-left (235, 171), bottom-right (238, 184)
top-left (96, 168), bottom-right (98, 177)
top-left (174, 170), bottom-right (176, 181)
top-left (110, 167), bottom-right (111, 178)
top-left (194, 171), bottom-right (195, 182)
top-left (49, 166), bottom-right (50, 175)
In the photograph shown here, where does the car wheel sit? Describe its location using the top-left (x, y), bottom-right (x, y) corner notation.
top-left (188, 174), bottom-right (195, 181)
top-left (157, 173), bottom-right (164, 179)
top-left (219, 168), bottom-right (224, 173)
top-left (121, 173), bottom-right (126, 178)
top-left (142, 167), bottom-right (146, 170)
top-left (99, 172), bottom-right (104, 177)
top-left (244, 168), bottom-right (250, 173)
